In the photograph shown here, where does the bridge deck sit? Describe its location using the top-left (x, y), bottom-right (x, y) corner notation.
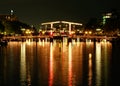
top-left (2, 35), bottom-right (117, 39)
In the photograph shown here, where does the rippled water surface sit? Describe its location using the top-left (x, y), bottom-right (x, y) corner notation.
top-left (0, 38), bottom-right (119, 86)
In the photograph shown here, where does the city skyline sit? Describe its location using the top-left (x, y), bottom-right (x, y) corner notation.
top-left (0, 0), bottom-right (120, 26)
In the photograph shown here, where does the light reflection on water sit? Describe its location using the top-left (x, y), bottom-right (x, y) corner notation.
top-left (20, 42), bottom-right (26, 86)
top-left (49, 42), bottom-right (53, 86)
top-left (96, 42), bottom-right (101, 86)
top-left (88, 53), bottom-right (92, 86)
top-left (0, 39), bottom-right (114, 86)
top-left (68, 42), bottom-right (72, 86)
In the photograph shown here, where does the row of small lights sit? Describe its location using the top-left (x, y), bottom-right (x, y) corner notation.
top-left (39, 30), bottom-right (93, 35)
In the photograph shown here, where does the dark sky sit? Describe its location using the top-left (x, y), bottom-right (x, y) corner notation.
top-left (0, 0), bottom-right (120, 27)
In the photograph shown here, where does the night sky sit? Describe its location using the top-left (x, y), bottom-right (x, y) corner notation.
top-left (0, 0), bottom-right (120, 27)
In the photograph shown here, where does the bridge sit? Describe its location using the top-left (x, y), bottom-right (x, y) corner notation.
top-left (41, 21), bottom-right (83, 33)
top-left (2, 35), bottom-right (117, 42)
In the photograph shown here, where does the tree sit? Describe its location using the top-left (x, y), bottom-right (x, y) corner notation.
top-left (0, 21), bottom-right (5, 32)
top-left (2, 20), bottom-right (31, 35)
top-left (85, 18), bottom-right (100, 32)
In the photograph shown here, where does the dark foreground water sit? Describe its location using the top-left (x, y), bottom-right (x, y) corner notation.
top-left (0, 38), bottom-right (120, 86)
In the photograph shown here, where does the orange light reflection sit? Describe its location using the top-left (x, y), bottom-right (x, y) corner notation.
top-left (49, 42), bottom-right (53, 86)
top-left (88, 53), bottom-right (92, 86)
top-left (68, 42), bottom-right (72, 86)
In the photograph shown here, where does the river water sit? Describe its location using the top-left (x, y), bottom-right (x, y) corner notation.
top-left (0, 38), bottom-right (120, 86)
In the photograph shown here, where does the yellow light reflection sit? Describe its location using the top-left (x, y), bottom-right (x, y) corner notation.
top-left (101, 41), bottom-right (112, 85)
top-left (88, 53), bottom-right (92, 86)
top-left (49, 43), bottom-right (53, 86)
top-left (63, 37), bottom-right (68, 43)
top-left (96, 42), bottom-right (101, 86)
top-left (62, 37), bottom-right (67, 51)
top-left (20, 42), bottom-right (27, 86)
top-left (86, 39), bottom-right (92, 49)
top-left (38, 38), bottom-right (42, 46)
top-left (103, 41), bottom-right (108, 86)
top-left (68, 42), bottom-right (73, 86)
top-left (42, 39), bottom-right (45, 47)
top-left (86, 39), bottom-right (92, 43)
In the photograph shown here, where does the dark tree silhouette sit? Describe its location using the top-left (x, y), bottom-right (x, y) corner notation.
top-left (0, 21), bottom-right (5, 32)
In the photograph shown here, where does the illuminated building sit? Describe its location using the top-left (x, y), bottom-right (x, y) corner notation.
top-left (102, 12), bottom-right (112, 25)
top-left (102, 10), bottom-right (120, 35)
top-left (102, 10), bottom-right (119, 25)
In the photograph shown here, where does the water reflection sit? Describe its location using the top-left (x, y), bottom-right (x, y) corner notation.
top-left (49, 42), bottom-right (53, 86)
top-left (20, 42), bottom-right (27, 86)
top-left (88, 53), bottom-right (92, 86)
top-left (68, 42), bottom-right (73, 86)
top-left (20, 42), bottom-right (32, 86)
top-left (96, 42), bottom-right (101, 86)
top-left (26, 39), bottom-right (31, 45)
top-left (42, 39), bottom-right (45, 47)
top-left (0, 40), bottom-right (114, 86)
top-left (101, 42), bottom-right (112, 86)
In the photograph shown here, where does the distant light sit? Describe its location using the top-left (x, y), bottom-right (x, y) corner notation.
top-left (42, 31), bottom-right (45, 34)
top-left (106, 13), bottom-right (112, 16)
top-left (89, 31), bottom-right (92, 34)
top-left (11, 10), bottom-right (13, 13)
top-left (105, 15), bottom-right (111, 18)
top-left (96, 28), bottom-right (101, 31)
top-left (50, 30), bottom-right (53, 36)
top-left (21, 28), bottom-right (25, 31)
top-left (85, 31), bottom-right (88, 34)
top-left (11, 10), bottom-right (14, 15)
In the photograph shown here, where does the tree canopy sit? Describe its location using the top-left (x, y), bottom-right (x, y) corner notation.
top-left (0, 20), bottom-right (31, 35)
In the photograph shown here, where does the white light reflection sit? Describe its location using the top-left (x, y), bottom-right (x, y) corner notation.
top-left (20, 42), bottom-right (26, 86)
top-left (77, 38), bottom-right (80, 46)
top-left (96, 42), bottom-right (101, 86)
top-left (68, 42), bottom-right (73, 86)
top-left (26, 39), bottom-right (31, 45)
top-left (72, 39), bottom-right (76, 45)
top-left (49, 42), bottom-right (53, 86)
top-left (88, 53), bottom-right (92, 86)
top-left (45, 38), bottom-right (48, 42)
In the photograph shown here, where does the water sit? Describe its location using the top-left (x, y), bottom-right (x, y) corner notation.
top-left (0, 38), bottom-right (119, 86)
